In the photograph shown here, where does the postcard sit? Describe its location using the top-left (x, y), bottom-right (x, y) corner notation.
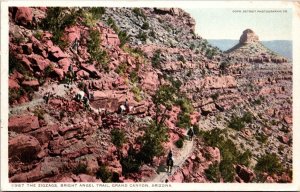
top-left (1, 1), bottom-right (299, 191)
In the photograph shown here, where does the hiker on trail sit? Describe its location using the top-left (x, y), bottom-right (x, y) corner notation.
top-left (167, 149), bottom-right (173, 160)
top-left (83, 96), bottom-right (90, 110)
top-left (44, 92), bottom-right (51, 104)
top-left (166, 155), bottom-right (174, 174)
top-left (67, 64), bottom-right (75, 84)
top-left (118, 99), bottom-right (129, 114)
top-left (124, 99), bottom-right (129, 113)
top-left (71, 38), bottom-right (79, 54)
top-left (84, 84), bottom-right (90, 100)
top-left (187, 126), bottom-right (194, 141)
top-left (74, 90), bottom-right (85, 102)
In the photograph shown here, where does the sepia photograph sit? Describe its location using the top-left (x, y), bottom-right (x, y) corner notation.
top-left (1, 1), bottom-right (299, 191)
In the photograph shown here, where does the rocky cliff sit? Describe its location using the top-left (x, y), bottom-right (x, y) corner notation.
top-left (8, 7), bottom-right (292, 183)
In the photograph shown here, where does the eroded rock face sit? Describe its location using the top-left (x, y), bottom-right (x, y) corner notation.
top-left (9, 115), bottom-right (40, 133)
top-left (239, 29), bottom-right (259, 44)
top-left (9, 134), bottom-right (41, 162)
top-left (14, 7), bottom-right (33, 27)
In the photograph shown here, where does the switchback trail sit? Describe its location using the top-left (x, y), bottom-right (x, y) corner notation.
top-left (150, 139), bottom-right (194, 182)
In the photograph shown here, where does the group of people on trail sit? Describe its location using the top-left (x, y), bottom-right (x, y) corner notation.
top-left (164, 126), bottom-right (195, 175)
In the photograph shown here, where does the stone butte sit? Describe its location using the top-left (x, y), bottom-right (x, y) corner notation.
top-left (239, 29), bottom-right (259, 44)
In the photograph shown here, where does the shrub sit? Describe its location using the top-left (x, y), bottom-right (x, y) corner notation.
top-left (44, 64), bottom-right (54, 77)
top-left (111, 172), bottom-right (119, 182)
top-left (176, 112), bottom-right (191, 128)
top-left (137, 30), bottom-right (147, 42)
top-left (175, 138), bottom-right (184, 148)
top-left (118, 30), bottom-right (130, 47)
top-left (151, 49), bottom-right (162, 68)
top-left (192, 124), bottom-right (200, 136)
top-left (115, 62), bottom-right (128, 75)
top-left (205, 49), bottom-right (216, 59)
top-left (255, 132), bottom-right (268, 144)
top-left (131, 85), bottom-right (142, 102)
top-left (111, 129), bottom-right (126, 148)
top-left (42, 7), bottom-right (79, 49)
top-left (121, 146), bottom-right (141, 175)
top-left (177, 55), bottom-right (186, 63)
top-left (141, 22), bottom-right (150, 30)
top-left (205, 162), bottom-right (221, 182)
top-left (200, 128), bottom-right (252, 182)
top-left (242, 112), bottom-right (253, 123)
top-left (87, 29), bottom-right (108, 71)
top-left (9, 52), bottom-right (27, 75)
top-left (96, 165), bottom-right (112, 182)
top-left (132, 8), bottom-right (146, 20)
top-left (149, 30), bottom-right (155, 38)
top-left (9, 89), bottom-right (23, 105)
top-left (176, 97), bottom-right (193, 114)
top-left (107, 17), bottom-right (119, 33)
top-left (219, 61), bottom-right (229, 73)
top-left (33, 107), bottom-right (46, 120)
top-left (89, 7), bottom-right (105, 20)
top-left (138, 122), bottom-right (168, 164)
top-left (255, 153), bottom-right (283, 174)
top-left (252, 98), bottom-right (262, 105)
top-left (34, 30), bottom-right (43, 41)
top-left (219, 159), bottom-right (235, 182)
top-left (73, 162), bottom-right (87, 175)
top-left (228, 115), bottom-right (245, 131)
top-left (211, 92), bottom-right (219, 101)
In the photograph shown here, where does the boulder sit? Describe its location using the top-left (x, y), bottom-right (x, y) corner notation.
top-left (81, 64), bottom-right (101, 78)
top-left (53, 68), bottom-right (64, 80)
top-left (278, 135), bottom-right (290, 144)
top-left (9, 79), bottom-right (20, 89)
top-left (76, 70), bottom-right (90, 79)
top-left (58, 58), bottom-right (71, 72)
top-left (21, 80), bottom-right (39, 87)
top-left (15, 7), bottom-right (33, 27)
top-left (9, 115), bottom-right (39, 133)
top-left (9, 134), bottom-right (41, 162)
top-left (48, 46), bottom-right (67, 61)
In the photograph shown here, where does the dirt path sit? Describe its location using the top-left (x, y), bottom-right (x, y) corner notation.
top-left (9, 84), bottom-right (77, 115)
top-left (150, 139), bottom-right (194, 182)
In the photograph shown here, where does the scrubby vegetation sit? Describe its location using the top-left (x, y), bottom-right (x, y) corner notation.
top-left (151, 49), bottom-right (162, 68)
top-left (96, 165), bottom-right (112, 182)
top-left (255, 153), bottom-right (283, 174)
top-left (120, 146), bottom-right (141, 175)
top-left (205, 162), bottom-right (221, 182)
top-left (200, 128), bottom-right (252, 182)
top-left (111, 129), bottom-right (126, 148)
top-left (228, 111), bottom-right (253, 131)
top-left (175, 138), bottom-right (184, 148)
top-left (73, 162), bottom-right (87, 175)
top-left (87, 29), bottom-right (109, 71)
top-left (137, 30), bottom-right (147, 42)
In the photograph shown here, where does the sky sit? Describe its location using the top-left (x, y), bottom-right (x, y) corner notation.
top-left (184, 8), bottom-right (292, 41)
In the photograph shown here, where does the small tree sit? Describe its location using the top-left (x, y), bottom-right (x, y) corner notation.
top-left (255, 153), bottom-right (283, 174)
top-left (138, 122), bottom-right (168, 164)
top-left (111, 129), bottom-right (126, 148)
top-left (205, 162), bottom-right (221, 182)
top-left (151, 49), bottom-right (162, 68)
top-left (152, 85), bottom-right (176, 127)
